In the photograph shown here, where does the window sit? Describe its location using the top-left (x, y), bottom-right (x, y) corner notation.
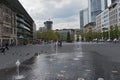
top-left (5, 16), bottom-right (10, 23)
top-left (4, 7), bottom-right (10, 14)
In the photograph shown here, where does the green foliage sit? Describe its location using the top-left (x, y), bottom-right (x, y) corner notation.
top-left (43, 30), bottom-right (58, 41)
top-left (36, 31), bottom-right (42, 39)
top-left (56, 32), bottom-right (66, 41)
top-left (81, 25), bottom-right (120, 41)
top-left (70, 33), bottom-right (74, 41)
top-left (36, 30), bottom-right (58, 41)
top-left (110, 25), bottom-right (119, 39)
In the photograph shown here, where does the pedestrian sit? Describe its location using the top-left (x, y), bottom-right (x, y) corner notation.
top-left (58, 40), bottom-right (60, 47)
top-left (60, 40), bottom-right (62, 47)
top-left (5, 43), bottom-right (9, 50)
top-left (1, 47), bottom-right (5, 55)
top-left (54, 41), bottom-right (58, 50)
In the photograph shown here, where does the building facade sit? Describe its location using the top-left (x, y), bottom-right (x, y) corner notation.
top-left (95, 2), bottom-right (120, 33)
top-left (88, 0), bottom-right (108, 22)
top-left (109, 3), bottom-right (118, 27)
top-left (0, 0), bottom-right (35, 46)
top-left (39, 27), bottom-right (46, 32)
top-left (101, 9), bottom-right (110, 31)
top-left (95, 13), bottom-right (102, 32)
top-left (55, 29), bottom-right (76, 41)
top-left (84, 22), bottom-right (96, 33)
top-left (16, 14), bottom-right (34, 45)
top-left (83, 22), bottom-right (96, 41)
top-left (117, 1), bottom-right (120, 26)
top-left (33, 22), bottom-right (37, 40)
top-left (0, 3), bottom-right (17, 46)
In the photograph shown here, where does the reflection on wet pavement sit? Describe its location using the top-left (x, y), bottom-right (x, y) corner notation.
top-left (0, 43), bottom-right (120, 80)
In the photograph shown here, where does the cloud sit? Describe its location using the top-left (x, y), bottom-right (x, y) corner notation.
top-left (18, 0), bottom-right (89, 30)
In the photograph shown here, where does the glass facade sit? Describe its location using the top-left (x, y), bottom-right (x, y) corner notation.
top-left (111, 0), bottom-right (119, 3)
top-left (80, 8), bottom-right (89, 30)
top-left (101, 9), bottom-right (109, 29)
top-left (88, 0), bottom-right (108, 22)
top-left (80, 10), bottom-right (84, 30)
top-left (16, 15), bottom-right (33, 41)
top-left (83, 8), bottom-right (89, 26)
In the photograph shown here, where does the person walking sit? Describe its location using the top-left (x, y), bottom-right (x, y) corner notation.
top-left (1, 47), bottom-right (5, 55)
top-left (5, 43), bottom-right (9, 50)
top-left (59, 40), bottom-right (62, 47)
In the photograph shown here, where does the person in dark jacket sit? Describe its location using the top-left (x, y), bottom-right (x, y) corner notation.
top-left (1, 47), bottom-right (5, 55)
top-left (5, 43), bottom-right (9, 50)
top-left (60, 40), bottom-right (62, 47)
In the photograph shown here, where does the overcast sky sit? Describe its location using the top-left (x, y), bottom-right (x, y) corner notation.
top-left (19, 0), bottom-right (111, 30)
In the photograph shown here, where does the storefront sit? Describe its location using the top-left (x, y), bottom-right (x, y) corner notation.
top-left (0, 38), bottom-right (17, 47)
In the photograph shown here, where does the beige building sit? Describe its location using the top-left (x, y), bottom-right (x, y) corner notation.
top-left (117, 1), bottom-right (120, 27)
top-left (96, 2), bottom-right (119, 33)
top-left (109, 3), bottom-right (118, 27)
top-left (95, 13), bottom-right (102, 32)
top-left (83, 22), bottom-right (96, 33)
top-left (0, 4), bottom-right (17, 46)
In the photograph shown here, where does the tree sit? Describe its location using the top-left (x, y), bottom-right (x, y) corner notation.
top-left (43, 30), bottom-right (58, 41)
top-left (56, 32), bottom-right (66, 41)
top-left (36, 31), bottom-right (42, 39)
top-left (110, 26), bottom-right (114, 39)
top-left (71, 33), bottom-right (74, 41)
top-left (114, 25), bottom-right (119, 39)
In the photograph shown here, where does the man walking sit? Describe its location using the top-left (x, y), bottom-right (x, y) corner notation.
top-left (5, 43), bottom-right (9, 50)
top-left (1, 47), bottom-right (5, 55)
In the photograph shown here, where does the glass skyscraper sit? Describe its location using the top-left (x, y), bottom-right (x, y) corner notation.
top-left (80, 10), bottom-right (84, 30)
top-left (80, 8), bottom-right (89, 30)
top-left (88, 0), bottom-right (108, 22)
top-left (111, 0), bottom-right (119, 3)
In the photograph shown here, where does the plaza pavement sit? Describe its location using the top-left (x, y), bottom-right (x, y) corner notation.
top-left (0, 44), bottom-right (53, 70)
top-left (0, 43), bottom-right (76, 70)
top-left (0, 42), bottom-right (120, 70)
top-left (81, 42), bottom-right (120, 63)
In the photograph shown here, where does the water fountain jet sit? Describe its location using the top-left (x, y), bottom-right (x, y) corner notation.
top-left (14, 60), bottom-right (24, 79)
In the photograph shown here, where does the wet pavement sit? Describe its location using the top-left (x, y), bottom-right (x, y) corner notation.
top-left (0, 42), bottom-right (120, 80)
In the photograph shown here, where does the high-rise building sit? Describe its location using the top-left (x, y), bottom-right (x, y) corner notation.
top-left (88, 0), bottom-right (108, 22)
top-left (83, 8), bottom-right (89, 27)
top-left (80, 8), bottom-right (89, 30)
top-left (80, 10), bottom-right (84, 30)
top-left (39, 27), bottom-right (46, 32)
top-left (44, 21), bottom-right (53, 30)
top-left (111, 0), bottom-right (119, 3)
